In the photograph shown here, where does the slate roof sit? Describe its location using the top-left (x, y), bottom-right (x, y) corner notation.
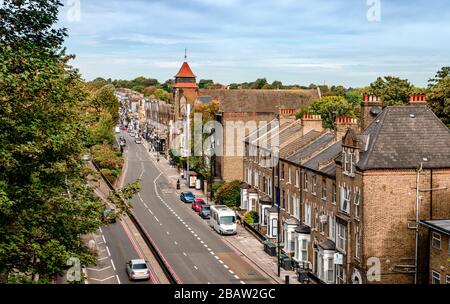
top-left (197, 96), bottom-right (212, 104)
top-left (358, 105), bottom-right (450, 170)
top-left (302, 140), bottom-right (342, 177)
top-left (198, 89), bottom-right (319, 113)
top-left (280, 130), bottom-right (322, 159)
top-left (287, 132), bottom-right (336, 165)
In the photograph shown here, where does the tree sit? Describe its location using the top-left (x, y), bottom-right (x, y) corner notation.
top-left (0, 0), bottom-right (66, 49)
top-left (428, 73), bottom-right (450, 128)
top-left (154, 88), bottom-right (172, 102)
top-left (428, 66), bottom-right (450, 87)
top-left (271, 80), bottom-right (283, 89)
top-left (215, 180), bottom-right (241, 208)
top-left (198, 79), bottom-right (214, 89)
top-left (368, 76), bottom-right (413, 106)
top-left (296, 96), bottom-right (355, 129)
top-left (250, 78), bottom-right (268, 89)
top-left (0, 0), bottom-right (138, 283)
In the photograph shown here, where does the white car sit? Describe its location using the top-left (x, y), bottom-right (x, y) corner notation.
top-left (126, 259), bottom-right (151, 281)
top-left (135, 136), bottom-right (143, 144)
top-left (115, 126), bottom-right (120, 133)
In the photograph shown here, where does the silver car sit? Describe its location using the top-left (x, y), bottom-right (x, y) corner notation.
top-left (126, 259), bottom-right (151, 281)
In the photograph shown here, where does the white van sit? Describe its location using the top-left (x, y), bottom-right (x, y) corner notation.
top-left (209, 205), bottom-right (237, 235)
top-left (115, 126), bottom-right (120, 133)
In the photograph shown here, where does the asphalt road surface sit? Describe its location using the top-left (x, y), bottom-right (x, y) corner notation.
top-left (120, 131), bottom-right (271, 284)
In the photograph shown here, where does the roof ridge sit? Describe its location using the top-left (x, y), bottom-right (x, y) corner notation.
top-left (298, 132), bottom-right (336, 164)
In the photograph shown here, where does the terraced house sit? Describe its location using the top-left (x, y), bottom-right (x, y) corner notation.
top-left (241, 94), bottom-right (450, 284)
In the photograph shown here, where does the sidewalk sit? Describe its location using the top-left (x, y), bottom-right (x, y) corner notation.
top-left (143, 143), bottom-right (300, 284)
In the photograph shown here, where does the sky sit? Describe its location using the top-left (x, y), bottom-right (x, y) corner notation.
top-left (58, 0), bottom-right (450, 87)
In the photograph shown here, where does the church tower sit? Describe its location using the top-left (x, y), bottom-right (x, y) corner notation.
top-left (173, 52), bottom-right (198, 120)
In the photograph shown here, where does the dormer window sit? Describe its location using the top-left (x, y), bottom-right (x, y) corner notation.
top-left (343, 147), bottom-right (356, 177)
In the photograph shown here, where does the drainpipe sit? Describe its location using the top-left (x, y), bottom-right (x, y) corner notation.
top-left (414, 162), bottom-right (423, 285)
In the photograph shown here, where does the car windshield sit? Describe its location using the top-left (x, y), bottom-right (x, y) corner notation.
top-left (185, 192), bottom-right (194, 198)
top-left (132, 263), bottom-right (147, 270)
top-left (220, 216), bottom-right (236, 225)
top-left (202, 206), bottom-right (210, 210)
top-left (196, 200), bottom-right (205, 205)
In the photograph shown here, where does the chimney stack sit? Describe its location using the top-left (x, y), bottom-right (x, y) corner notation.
top-left (279, 108), bottom-right (296, 125)
top-left (336, 117), bottom-right (359, 140)
top-left (302, 114), bottom-right (323, 135)
top-left (360, 93), bottom-right (383, 130)
top-left (409, 94), bottom-right (427, 105)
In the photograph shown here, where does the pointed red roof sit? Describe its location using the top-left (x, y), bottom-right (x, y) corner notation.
top-left (175, 61), bottom-right (196, 78)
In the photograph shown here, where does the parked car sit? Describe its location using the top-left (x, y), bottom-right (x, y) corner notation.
top-left (180, 191), bottom-right (195, 203)
top-left (102, 208), bottom-right (117, 224)
top-left (115, 126), bottom-right (121, 133)
top-left (199, 205), bottom-right (211, 219)
top-left (135, 136), bottom-right (143, 144)
top-left (125, 259), bottom-right (151, 281)
top-left (192, 198), bottom-right (206, 212)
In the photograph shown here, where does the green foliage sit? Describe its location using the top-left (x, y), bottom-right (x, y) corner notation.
top-left (0, 0), bottom-right (139, 283)
top-left (428, 75), bottom-right (450, 128)
top-left (296, 96), bottom-right (355, 129)
top-left (368, 76), bottom-right (414, 106)
top-left (153, 88), bottom-right (172, 102)
top-left (91, 143), bottom-right (123, 184)
top-left (215, 180), bottom-right (241, 208)
top-left (198, 79), bottom-right (214, 89)
top-left (244, 211), bottom-right (259, 224)
top-left (211, 181), bottom-right (225, 199)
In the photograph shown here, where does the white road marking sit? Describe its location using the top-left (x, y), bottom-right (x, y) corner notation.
top-left (86, 266), bottom-right (112, 272)
top-left (88, 275), bottom-right (116, 282)
top-left (214, 256), bottom-right (220, 260)
top-left (240, 281), bottom-right (246, 284)
top-left (106, 246), bottom-right (111, 257)
top-left (148, 209), bottom-right (153, 215)
top-left (98, 257), bottom-right (108, 261)
top-left (229, 270), bottom-right (234, 274)
top-left (174, 241), bottom-right (178, 245)
top-left (166, 231), bottom-right (170, 235)
top-left (200, 241), bottom-right (204, 244)
top-left (194, 266), bottom-right (198, 270)
top-left (154, 216), bottom-right (159, 222)
top-left (224, 265), bottom-right (229, 269)
top-left (210, 251), bottom-right (215, 255)
top-left (143, 202), bottom-right (148, 208)
top-left (218, 260), bottom-right (224, 264)
top-left (183, 252), bottom-right (187, 257)
top-left (99, 227), bottom-right (103, 233)
top-left (111, 259), bottom-right (116, 271)
top-left (102, 235), bottom-right (106, 244)
top-left (116, 275), bottom-right (121, 284)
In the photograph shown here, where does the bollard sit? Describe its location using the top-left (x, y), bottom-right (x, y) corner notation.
top-left (285, 275), bottom-right (290, 285)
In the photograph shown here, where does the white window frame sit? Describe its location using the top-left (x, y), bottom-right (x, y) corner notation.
top-left (300, 238), bottom-right (308, 262)
top-left (343, 148), bottom-right (349, 174)
top-left (340, 186), bottom-right (351, 213)
top-left (432, 270), bottom-right (441, 284)
top-left (432, 232), bottom-right (441, 250)
top-left (326, 257), bottom-right (334, 284)
top-left (305, 203), bottom-right (311, 226)
top-left (312, 174), bottom-right (317, 195)
top-left (288, 167), bottom-right (292, 184)
top-left (295, 170), bottom-right (300, 188)
top-left (337, 221), bottom-right (347, 252)
top-left (355, 226), bottom-right (361, 259)
top-left (336, 264), bottom-right (346, 284)
top-left (354, 188), bottom-right (361, 219)
top-left (329, 214), bottom-right (336, 242)
top-left (304, 173), bottom-right (308, 192)
top-left (322, 178), bottom-right (327, 200)
top-left (446, 275), bottom-right (450, 284)
top-left (332, 183), bottom-right (337, 205)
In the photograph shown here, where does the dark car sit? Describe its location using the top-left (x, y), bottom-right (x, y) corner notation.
top-left (102, 208), bottom-right (117, 224)
top-left (191, 198), bottom-right (206, 212)
top-left (199, 205), bottom-right (211, 219)
top-left (180, 191), bottom-right (195, 203)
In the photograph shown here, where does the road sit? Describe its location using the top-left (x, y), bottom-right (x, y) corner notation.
top-left (84, 183), bottom-right (156, 284)
top-left (120, 131), bottom-right (271, 284)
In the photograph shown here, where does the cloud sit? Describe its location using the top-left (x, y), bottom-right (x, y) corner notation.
top-left (60, 0), bottom-right (450, 87)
